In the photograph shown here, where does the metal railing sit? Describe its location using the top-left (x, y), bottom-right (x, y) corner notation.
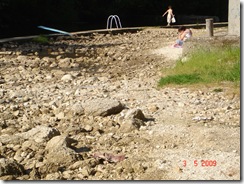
top-left (106, 15), bottom-right (122, 29)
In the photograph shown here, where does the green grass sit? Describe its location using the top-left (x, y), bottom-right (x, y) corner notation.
top-left (212, 88), bottom-right (223, 93)
top-left (32, 35), bottom-right (49, 44)
top-left (159, 45), bottom-right (240, 87)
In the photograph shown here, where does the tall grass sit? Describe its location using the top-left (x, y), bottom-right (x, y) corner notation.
top-left (159, 45), bottom-right (240, 87)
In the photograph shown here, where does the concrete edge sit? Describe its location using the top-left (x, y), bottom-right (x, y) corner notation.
top-left (0, 22), bottom-right (228, 43)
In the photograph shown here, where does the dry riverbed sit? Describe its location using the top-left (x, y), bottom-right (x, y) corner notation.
top-left (0, 27), bottom-right (240, 180)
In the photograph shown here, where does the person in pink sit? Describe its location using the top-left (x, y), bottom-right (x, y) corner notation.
top-left (173, 26), bottom-right (193, 48)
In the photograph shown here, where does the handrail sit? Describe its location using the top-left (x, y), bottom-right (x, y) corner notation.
top-left (106, 15), bottom-right (122, 29)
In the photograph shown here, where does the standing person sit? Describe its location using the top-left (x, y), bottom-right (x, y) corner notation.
top-left (173, 26), bottom-right (192, 47)
top-left (162, 6), bottom-right (174, 26)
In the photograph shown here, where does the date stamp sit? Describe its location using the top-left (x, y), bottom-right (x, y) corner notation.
top-left (183, 160), bottom-right (217, 167)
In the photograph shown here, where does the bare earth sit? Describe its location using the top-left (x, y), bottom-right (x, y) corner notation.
top-left (0, 27), bottom-right (240, 180)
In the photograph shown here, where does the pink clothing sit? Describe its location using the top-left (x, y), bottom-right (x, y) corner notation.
top-left (182, 29), bottom-right (192, 41)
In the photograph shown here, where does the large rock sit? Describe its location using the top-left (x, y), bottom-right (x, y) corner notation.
top-left (124, 109), bottom-right (147, 121)
top-left (120, 119), bottom-right (146, 133)
top-left (68, 102), bottom-right (85, 116)
top-left (1, 126), bottom-right (59, 145)
top-left (82, 98), bottom-right (124, 117)
top-left (0, 158), bottom-right (25, 177)
top-left (19, 125), bottom-right (60, 143)
top-left (45, 135), bottom-right (77, 151)
top-left (44, 136), bottom-right (82, 167)
top-left (61, 74), bottom-right (74, 82)
top-left (58, 58), bottom-right (73, 68)
top-left (0, 135), bottom-right (23, 145)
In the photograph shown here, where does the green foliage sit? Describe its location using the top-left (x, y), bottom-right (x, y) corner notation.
top-left (213, 88), bottom-right (223, 92)
top-left (159, 74), bottom-right (202, 85)
top-left (32, 35), bottom-right (49, 44)
top-left (159, 46), bottom-right (240, 87)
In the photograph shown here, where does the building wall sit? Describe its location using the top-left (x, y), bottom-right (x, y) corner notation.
top-left (228, 0), bottom-right (240, 36)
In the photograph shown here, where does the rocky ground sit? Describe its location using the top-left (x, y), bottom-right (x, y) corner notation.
top-left (0, 27), bottom-right (240, 180)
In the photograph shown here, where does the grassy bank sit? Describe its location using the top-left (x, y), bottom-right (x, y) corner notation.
top-left (159, 45), bottom-right (240, 87)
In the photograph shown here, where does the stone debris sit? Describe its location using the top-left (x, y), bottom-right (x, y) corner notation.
top-left (0, 27), bottom-right (240, 180)
top-left (0, 158), bottom-right (25, 177)
top-left (192, 116), bottom-right (214, 122)
top-left (93, 152), bottom-right (126, 163)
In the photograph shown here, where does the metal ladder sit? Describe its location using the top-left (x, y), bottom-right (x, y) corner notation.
top-left (106, 15), bottom-right (122, 29)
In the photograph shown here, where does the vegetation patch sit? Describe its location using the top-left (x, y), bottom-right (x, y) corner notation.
top-left (159, 73), bottom-right (202, 85)
top-left (32, 35), bottom-right (49, 44)
top-left (159, 45), bottom-right (240, 87)
top-left (213, 88), bottom-right (223, 93)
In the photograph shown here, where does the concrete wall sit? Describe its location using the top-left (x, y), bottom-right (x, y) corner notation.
top-left (228, 0), bottom-right (240, 36)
